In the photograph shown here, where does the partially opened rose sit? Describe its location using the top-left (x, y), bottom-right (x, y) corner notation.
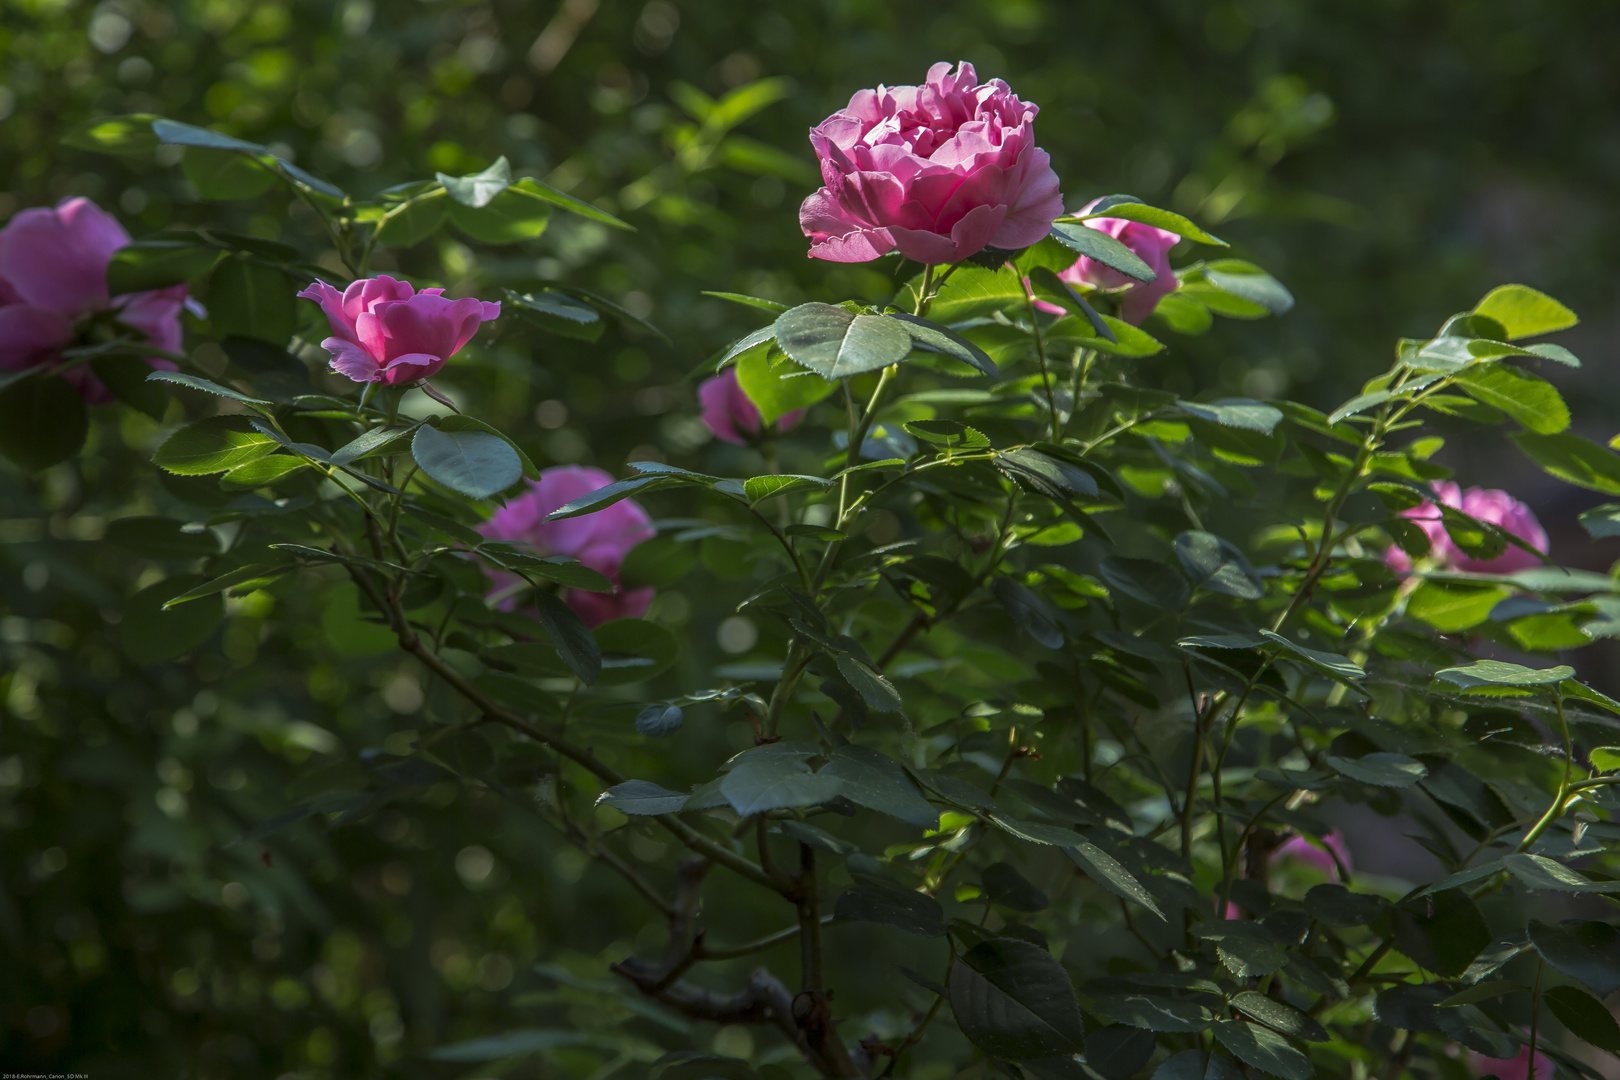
top-left (0, 197), bottom-right (187, 402)
top-left (1058, 198), bottom-right (1181, 324)
top-left (298, 275), bottom-right (500, 386)
top-left (799, 61), bottom-right (1063, 264)
top-left (1386, 481), bottom-right (1548, 574)
top-left (698, 368), bottom-right (802, 446)
top-left (478, 466), bottom-right (656, 627)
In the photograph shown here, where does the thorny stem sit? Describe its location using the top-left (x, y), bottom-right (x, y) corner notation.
top-left (1022, 282), bottom-right (1062, 442)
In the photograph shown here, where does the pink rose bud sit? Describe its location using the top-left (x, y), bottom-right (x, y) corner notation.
top-left (297, 275), bottom-right (500, 386)
top-left (1058, 197), bottom-right (1181, 324)
top-left (1385, 481), bottom-right (1548, 575)
top-left (799, 61), bottom-right (1063, 265)
top-left (478, 465), bottom-right (656, 628)
top-left (698, 368), bottom-right (802, 446)
top-left (0, 197), bottom-right (186, 402)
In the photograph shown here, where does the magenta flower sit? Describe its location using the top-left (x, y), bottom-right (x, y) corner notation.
top-left (1469, 1047), bottom-right (1552, 1080)
top-left (1274, 829), bottom-right (1352, 881)
top-left (698, 368), bottom-right (803, 446)
top-left (297, 275), bottom-right (500, 386)
top-left (799, 61), bottom-right (1063, 265)
top-left (1057, 198), bottom-right (1181, 324)
top-left (1385, 481), bottom-right (1548, 575)
top-left (478, 465), bottom-right (656, 628)
top-left (0, 197), bottom-right (185, 403)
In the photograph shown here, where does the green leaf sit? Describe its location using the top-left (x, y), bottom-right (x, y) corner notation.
top-left (63, 112), bottom-right (161, 156)
top-left (1514, 431), bottom-right (1620, 495)
top-left (435, 415), bottom-right (539, 480)
top-left (1474, 284), bottom-right (1578, 340)
top-left (1323, 752), bottom-right (1426, 787)
top-left (993, 577), bottom-right (1064, 649)
top-left (1392, 889), bottom-right (1490, 978)
top-left (819, 745), bottom-right (939, 829)
top-left (772, 303), bottom-right (914, 379)
top-left (596, 779), bottom-right (688, 817)
top-left (546, 475), bottom-right (672, 521)
top-left (1545, 984), bottom-right (1620, 1052)
top-left (1151, 1051), bottom-right (1244, 1080)
top-left (373, 196), bottom-right (446, 247)
top-left (220, 454), bottom-right (308, 490)
top-left (152, 117), bottom-right (264, 153)
top-left (835, 880), bottom-right (946, 937)
top-left (1592, 747), bottom-right (1620, 771)
top-left (995, 447), bottom-right (1100, 501)
top-left (1406, 580), bottom-right (1511, 632)
top-left (153, 416), bottom-right (278, 475)
top-left (83, 356), bottom-right (164, 419)
top-left (161, 563), bottom-right (289, 608)
top-left (1176, 398), bottom-right (1283, 434)
top-left (332, 426), bottom-right (417, 468)
top-left (734, 340), bottom-right (837, 425)
top-left (1580, 504), bottom-right (1620, 540)
top-left (1194, 922), bottom-right (1287, 977)
top-left (1433, 659), bottom-right (1574, 690)
top-left (1528, 919), bottom-right (1620, 997)
top-left (146, 371), bottom-right (271, 407)
top-left (447, 186), bottom-right (553, 244)
top-left (412, 424), bottom-right (523, 499)
top-left (532, 590), bottom-right (601, 685)
top-left (1049, 221), bottom-right (1156, 282)
top-left (1304, 883), bottom-right (1388, 927)
top-left (107, 240), bottom-right (223, 294)
top-left (0, 376), bottom-right (88, 471)
top-left (119, 574), bottom-right (224, 664)
top-left (949, 938), bottom-right (1087, 1060)
top-left (436, 156), bottom-right (512, 207)
top-left (981, 862), bottom-right (1049, 913)
top-left (1527, 342), bottom-right (1581, 367)
top-left (742, 474), bottom-right (832, 503)
top-left (1198, 260), bottom-right (1294, 315)
top-left (503, 289), bottom-right (604, 342)
top-left (509, 177), bottom-right (633, 231)
top-left (634, 704), bottom-right (683, 738)
top-left (1175, 531), bottom-right (1264, 600)
top-left (1209, 1021), bottom-right (1312, 1080)
top-left (926, 264), bottom-right (1028, 321)
top-left (1075, 201), bottom-right (1226, 246)
top-left (1452, 365), bottom-right (1569, 434)
top-left (428, 1029), bottom-right (597, 1062)
top-left (701, 291), bottom-right (788, 314)
top-left (1045, 312), bottom-right (1165, 357)
top-left (209, 259), bottom-right (296, 346)
top-left (1504, 853), bottom-right (1620, 893)
top-left (1228, 991), bottom-right (1328, 1043)
top-left (836, 654), bottom-right (904, 714)
top-left (885, 312), bottom-right (999, 377)
top-left (484, 549), bottom-right (613, 593)
top-left (720, 753), bottom-right (842, 815)
top-left (182, 146), bottom-right (275, 200)
top-left (1085, 1026), bottom-right (1157, 1080)
top-left (1259, 629), bottom-right (1366, 681)
top-left (1063, 839), bottom-right (1165, 919)
top-left (1089, 993), bottom-right (1215, 1033)
top-left (594, 618), bottom-right (679, 686)
top-left (904, 419), bottom-right (991, 450)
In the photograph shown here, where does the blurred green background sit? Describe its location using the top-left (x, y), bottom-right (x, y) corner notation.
top-left (4, 0), bottom-right (1619, 1075)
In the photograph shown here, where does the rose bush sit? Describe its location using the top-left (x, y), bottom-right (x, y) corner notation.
top-left (6, 58), bottom-right (1620, 1080)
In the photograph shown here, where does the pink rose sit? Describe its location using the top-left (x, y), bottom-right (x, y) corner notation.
top-left (1274, 829), bottom-right (1351, 880)
top-left (1386, 481), bottom-right (1548, 575)
top-left (698, 368), bottom-right (802, 446)
top-left (478, 465), bottom-right (656, 628)
top-left (297, 275), bottom-right (500, 386)
top-left (1469, 1047), bottom-right (1552, 1080)
top-left (799, 61), bottom-right (1063, 265)
top-left (0, 197), bottom-right (185, 403)
top-left (1057, 198), bottom-right (1181, 324)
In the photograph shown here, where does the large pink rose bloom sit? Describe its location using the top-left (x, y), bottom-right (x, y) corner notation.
top-left (478, 465), bottom-right (656, 628)
top-left (1058, 198), bottom-right (1181, 324)
top-left (298, 276), bottom-right (500, 386)
top-left (699, 368), bottom-right (802, 446)
top-left (1386, 481), bottom-right (1548, 574)
top-left (0, 197), bottom-right (186, 403)
top-left (799, 61), bottom-right (1063, 265)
